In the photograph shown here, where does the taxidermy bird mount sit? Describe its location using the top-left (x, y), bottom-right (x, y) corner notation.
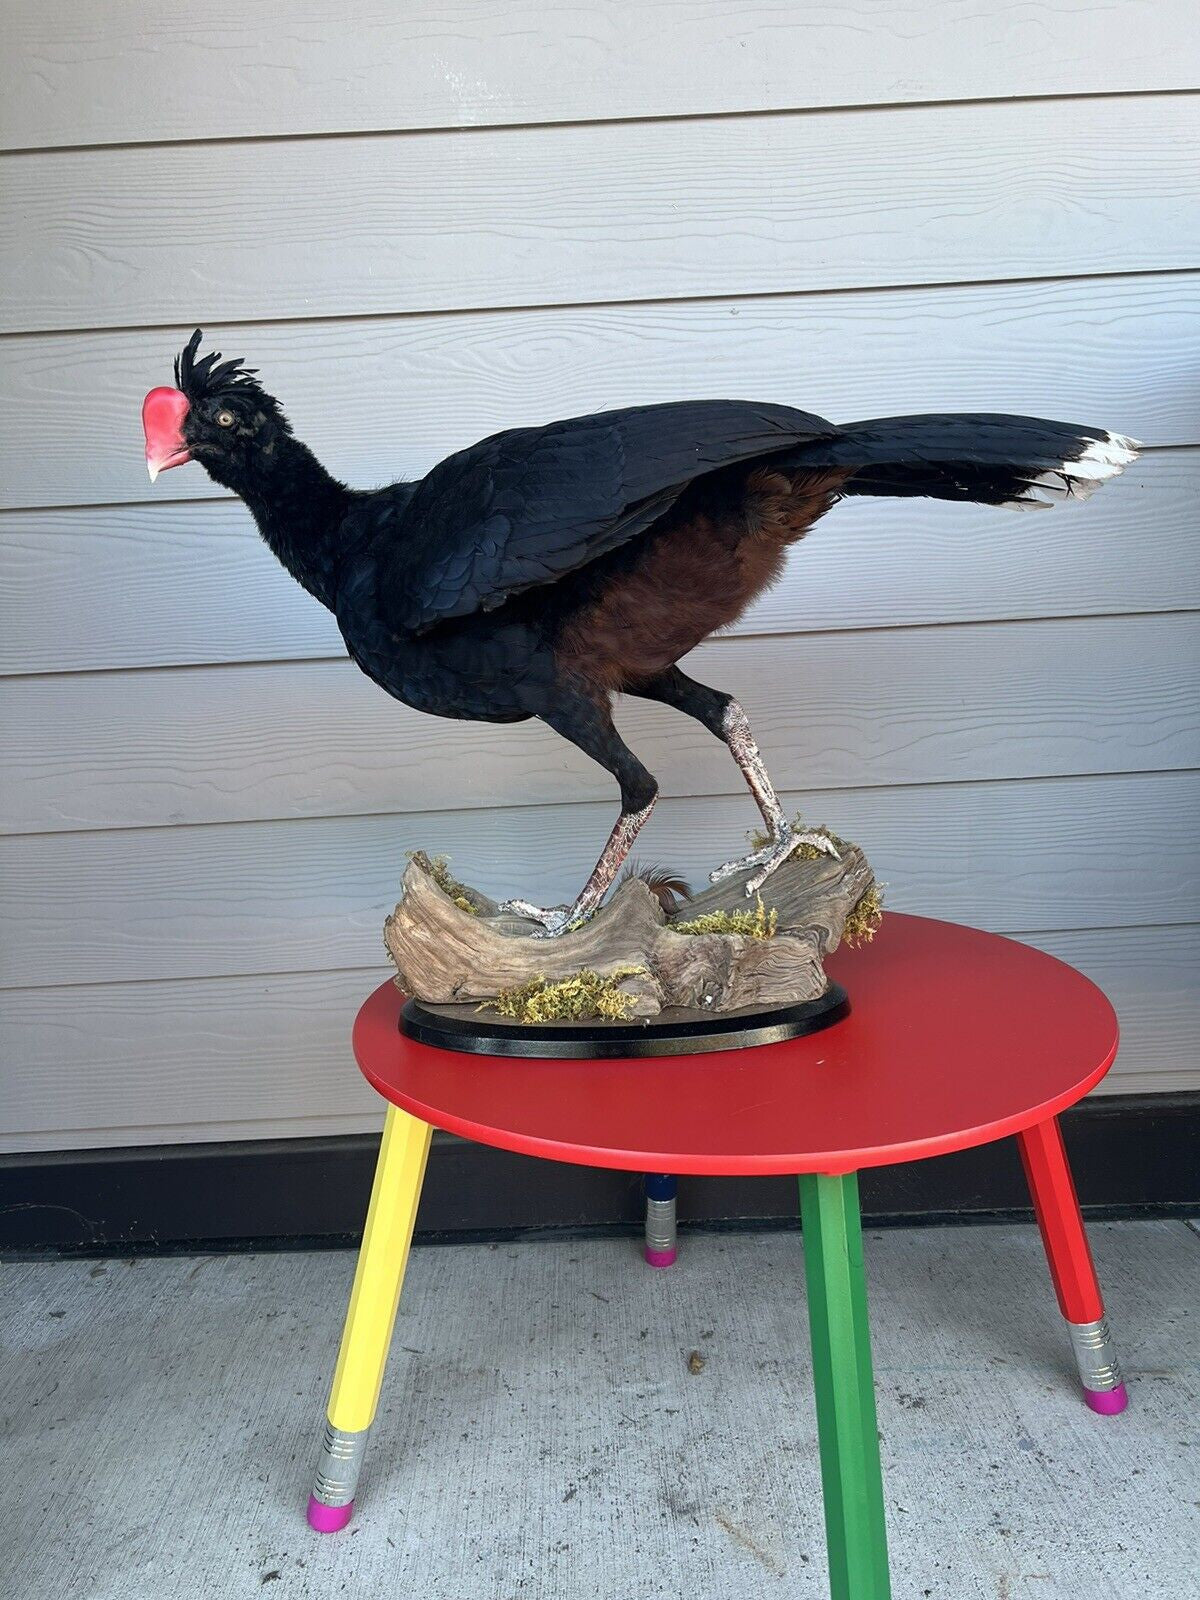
top-left (144, 330), bottom-right (1138, 940)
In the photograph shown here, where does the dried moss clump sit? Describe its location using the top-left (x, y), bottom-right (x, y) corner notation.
top-left (417, 853), bottom-right (478, 915)
top-left (490, 967), bottom-right (648, 1024)
top-left (792, 825), bottom-right (848, 861)
top-left (673, 896), bottom-right (778, 940)
top-left (750, 820), bottom-right (848, 860)
top-left (843, 882), bottom-right (885, 947)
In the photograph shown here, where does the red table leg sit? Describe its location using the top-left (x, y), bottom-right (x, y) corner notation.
top-left (1017, 1115), bottom-right (1127, 1414)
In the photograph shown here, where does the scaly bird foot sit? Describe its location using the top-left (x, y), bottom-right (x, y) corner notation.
top-left (709, 825), bottom-right (841, 896)
top-left (498, 899), bottom-right (589, 939)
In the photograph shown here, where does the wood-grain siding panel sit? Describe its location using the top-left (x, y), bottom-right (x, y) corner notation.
top-left (3, 770), bottom-right (1195, 989)
top-left (3, 922), bottom-right (1194, 1151)
top-left (6, 1), bottom-right (1196, 150)
top-left (2, 274), bottom-right (1193, 511)
top-left (1024, 926), bottom-right (1200, 1099)
top-left (2, 449), bottom-right (1193, 675)
top-left (5, 613), bottom-right (1197, 837)
top-left (6, 95), bottom-right (1197, 332)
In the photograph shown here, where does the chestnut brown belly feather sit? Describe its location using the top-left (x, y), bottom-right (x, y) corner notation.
top-left (552, 467), bottom-right (848, 695)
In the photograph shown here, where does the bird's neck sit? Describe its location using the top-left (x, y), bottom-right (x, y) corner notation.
top-left (218, 434), bottom-right (353, 610)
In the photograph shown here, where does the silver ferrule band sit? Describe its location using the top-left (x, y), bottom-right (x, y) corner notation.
top-left (645, 1195), bottom-right (677, 1255)
top-left (1068, 1317), bottom-right (1123, 1392)
top-left (312, 1422), bottom-right (369, 1507)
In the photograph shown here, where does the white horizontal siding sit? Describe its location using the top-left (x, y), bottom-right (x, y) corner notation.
top-left (6, 614), bottom-right (1198, 836)
top-left (4, 273), bottom-right (1198, 512)
top-left (3, 771), bottom-right (1195, 990)
top-left (2, 448), bottom-right (1193, 675)
top-left (2, 5), bottom-right (1196, 1155)
top-left (2, 923), bottom-right (1195, 1152)
top-left (5, 0), bottom-right (1196, 150)
top-left (1024, 927), bottom-right (1200, 1098)
top-left (5, 94), bottom-right (1198, 333)
top-left (0, 968), bottom-right (387, 1151)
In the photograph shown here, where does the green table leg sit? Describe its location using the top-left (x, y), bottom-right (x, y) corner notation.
top-left (799, 1171), bottom-right (891, 1599)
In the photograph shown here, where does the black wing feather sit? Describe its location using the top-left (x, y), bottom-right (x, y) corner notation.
top-left (380, 400), bottom-right (834, 632)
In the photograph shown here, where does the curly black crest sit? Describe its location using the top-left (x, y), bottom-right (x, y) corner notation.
top-left (174, 328), bottom-right (272, 408)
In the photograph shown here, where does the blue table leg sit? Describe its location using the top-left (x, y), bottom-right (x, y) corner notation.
top-left (644, 1173), bottom-right (677, 1267)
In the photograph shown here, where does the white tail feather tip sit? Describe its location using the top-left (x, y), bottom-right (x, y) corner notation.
top-left (1075, 432), bottom-right (1142, 475)
top-left (1000, 431), bottom-right (1140, 510)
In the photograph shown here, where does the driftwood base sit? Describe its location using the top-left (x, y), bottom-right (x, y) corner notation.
top-left (384, 839), bottom-right (880, 1025)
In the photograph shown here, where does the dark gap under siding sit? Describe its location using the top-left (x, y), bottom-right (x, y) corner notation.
top-left (1, 1093), bottom-right (1195, 1257)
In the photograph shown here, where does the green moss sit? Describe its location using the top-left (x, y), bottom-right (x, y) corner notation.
top-left (489, 967), bottom-right (648, 1024)
top-left (410, 851), bottom-right (478, 914)
top-left (843, 882), bottom-right (885, 947)
top-left (793, 825), bottom-right (848, 861)
top-left (750, 820), bottom-right (848, 859)
top-left (673, 895), bottom-right (778, 940)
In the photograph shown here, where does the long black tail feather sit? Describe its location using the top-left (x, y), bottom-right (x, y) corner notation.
top-left (789, 413), bottom-right (1140, 510)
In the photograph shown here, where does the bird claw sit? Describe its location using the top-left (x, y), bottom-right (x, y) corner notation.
top-left (498, 899), bottom-right (587, 939)
top-left (707, 839), bottom-right (777, 884)
top-left (709, 827), bottom-right (841, 895)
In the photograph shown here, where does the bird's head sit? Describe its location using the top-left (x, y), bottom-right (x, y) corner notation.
top-left (142, 329), bottom-right (291, 488)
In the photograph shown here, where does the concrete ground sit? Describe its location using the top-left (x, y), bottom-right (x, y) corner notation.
top-left (2, 1219), bottom-right (1196, 1600)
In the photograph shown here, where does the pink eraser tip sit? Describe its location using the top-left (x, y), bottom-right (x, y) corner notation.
top-left (307, 1496), bottom-right (353, 1532)
top-left (1084, 1382), bottom-right (1128, 1416)
top-left (644, 1247), bottom-right (677, 1269)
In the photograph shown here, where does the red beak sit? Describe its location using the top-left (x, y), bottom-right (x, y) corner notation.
top-left (143, 387), bottom-right (191, 482)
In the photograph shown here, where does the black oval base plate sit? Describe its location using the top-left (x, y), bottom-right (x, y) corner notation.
top-left (400, 982), bottom-right (849, 1059)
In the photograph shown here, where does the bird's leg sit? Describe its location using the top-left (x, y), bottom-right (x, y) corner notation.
top-left (502, 798), bottom-right (656, 937)
top-left (500, 695), bottom-right (659, 938)
top-left (720, 698), bottom-right (790, 843)
top-left (708, 699), bottom-right (838, 892)
top-left (625, 671), bottom-right (838, 896)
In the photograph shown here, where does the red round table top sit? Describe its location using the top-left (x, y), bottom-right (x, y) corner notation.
top-left (352, 913), bottom-right (1118, 1176)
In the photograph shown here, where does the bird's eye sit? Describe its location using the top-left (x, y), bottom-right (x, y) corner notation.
top-left (216, 409), bottom-right (235, 428)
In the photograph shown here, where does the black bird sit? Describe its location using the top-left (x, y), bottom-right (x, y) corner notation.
top-left (144, 330), bottom-right (1138, 934)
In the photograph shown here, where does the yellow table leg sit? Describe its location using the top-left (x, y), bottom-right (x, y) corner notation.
top-left (308, 1104), bottom-right (432, 1532)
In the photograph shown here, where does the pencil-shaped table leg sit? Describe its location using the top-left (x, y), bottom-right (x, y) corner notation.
top-left (1017, 1115), bottom-right (1127, 1414)
top-left (644, 1173), bottom-right (677, 1267)
top-left (799, 1171), bottom-right (891, 1600)
top-left (307, 1104), bottom-right (433, 1531)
